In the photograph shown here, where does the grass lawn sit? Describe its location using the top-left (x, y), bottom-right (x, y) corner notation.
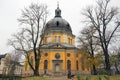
top-left (1, 75), bottom-right (120, 80)
top-left (76, 75), bottom-right (120, 80)
top-left (20, 75), bottom-right (120, 80)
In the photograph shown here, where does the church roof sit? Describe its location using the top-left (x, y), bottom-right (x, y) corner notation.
top-left (43, 5), bottom-right (72, 34)
top-left (0, 54), bottom-right (6, 59)
top-left (41, 43), bottom-right (76, 49)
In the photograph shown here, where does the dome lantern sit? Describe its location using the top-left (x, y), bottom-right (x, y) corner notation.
top-left (55, 2), bottom-right (61, 17)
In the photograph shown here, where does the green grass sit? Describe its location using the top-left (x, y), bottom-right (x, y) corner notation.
top-left (76, 75), bottom-right (120, 80)
top-left (21, 75), bottom-right (120, 80)
top-left (1, 75), bottom-right (120, 80)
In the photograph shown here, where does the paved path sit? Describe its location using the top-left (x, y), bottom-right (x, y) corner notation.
top-left (48, 76), bottom-right (74, 80)
top-left (48, 76), bottom-right (67, 80)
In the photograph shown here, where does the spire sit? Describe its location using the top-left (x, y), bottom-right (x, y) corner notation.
top-left (57, 1), bottom-right (59, 8)
top-left (55, 1), bottom-right (61, 17)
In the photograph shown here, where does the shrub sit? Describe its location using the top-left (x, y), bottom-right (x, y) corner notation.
top-left (77, 75), bottom-right (80, 80)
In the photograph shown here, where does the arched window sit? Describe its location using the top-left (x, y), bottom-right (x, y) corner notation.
top-left (45, 37), bottom-right (47, 44)
top-left (68, 38), bottom-right (70, 44)
top-left (47, 36), bottom-right (51, 43)
top-left (24, 62), bottom-right (28, 71)
top-left (30, 56), bottom-right (34, 66)
top-left (81, 58), bottom-right (84, 71)
top-left (44, 60), bottom-right (48, 69)
top-left (56, 21), bottom-right (59, 26)
top-left (58, 36), bottom-right (60, 42)
top-left (44, 60), bottom-right (48, 75)
top-left (55, 36), bottom-right (57, 43)
top-left (43, 37), bottom-right (47, 44)
top-left (67, 60), bottom-right (71, 70)
top-left (54, 36), bottom-right (61, 43)
top-left (70, 39), bottom-right (72, 44)
top-left (76, 60), bottom-right (78, 71)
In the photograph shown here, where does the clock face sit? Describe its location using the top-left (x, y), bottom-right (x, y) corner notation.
top-left (55, 53), bottom-right (60, 59)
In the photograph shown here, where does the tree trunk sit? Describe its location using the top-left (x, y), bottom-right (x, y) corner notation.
top-left (34, 59), bottom-right (39, 76)
top-left (92, 64), bottom-right (97, 75)
top-left (34, 57), bottom-right (40, 76)
top-left (34, 69), bottom-right (39, 76)
top-left (115, 62), bottom-right (119, 74)
top-left (104, 49), bottom-right (111, 75)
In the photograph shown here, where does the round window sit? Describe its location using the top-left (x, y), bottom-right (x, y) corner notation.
top-left (67, 53), bottom-right (70, 57)
top-left (55, 53), bottom-right (60, 59)
top-left (44, 53), bottom-right (48, 57)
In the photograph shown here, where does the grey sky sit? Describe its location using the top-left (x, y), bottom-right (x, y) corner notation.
top-left (0, 0), bottom-right (120, 54)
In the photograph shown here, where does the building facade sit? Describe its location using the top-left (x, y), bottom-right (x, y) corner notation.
top-left (0, 53), bottom-right (23, 77)
top-left (24, 6), bottom-right (90, 76)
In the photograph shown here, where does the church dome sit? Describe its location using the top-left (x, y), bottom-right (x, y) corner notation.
top-left (44, 6), bottom-right (72, 34)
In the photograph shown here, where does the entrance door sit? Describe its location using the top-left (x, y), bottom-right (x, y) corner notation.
top-left (55, 64), bottom-right (60, 72)
top-left (52, 60), bottom-right (63, 73)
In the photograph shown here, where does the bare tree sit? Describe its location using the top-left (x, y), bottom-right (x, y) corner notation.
top-left (110, 53), bottom-right (120, 74)
top-left (111, 45), bottom-right (120, 74)
top-left (8, 3), bottom-right (48, 76)
top-left (78, 26), bottom-right (99, 75)
top-left (81, 0), bottom-right (120, 74)
top-left (4, 51), bottom-right (21, 77)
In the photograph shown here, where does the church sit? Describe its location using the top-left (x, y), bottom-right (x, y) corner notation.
top-left (24, 5), bottom-right (91, 76)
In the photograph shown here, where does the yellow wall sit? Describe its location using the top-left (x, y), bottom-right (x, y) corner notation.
top-left (24, 50), bottom-right (91, 73)
top-left (24, 32), bottom-right (91, 75)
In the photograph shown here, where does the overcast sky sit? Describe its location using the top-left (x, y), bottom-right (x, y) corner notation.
top-left (0, 0), bottom-right (120, 54)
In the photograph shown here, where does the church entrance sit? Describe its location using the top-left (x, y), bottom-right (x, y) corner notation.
top-left (55, 64), bottom-right (60, 72)
top-left (52, 60), bottom-right (63, 75)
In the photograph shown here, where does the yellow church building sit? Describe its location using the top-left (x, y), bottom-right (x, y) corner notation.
top-left (24, 6), bottom-right (91, 76)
